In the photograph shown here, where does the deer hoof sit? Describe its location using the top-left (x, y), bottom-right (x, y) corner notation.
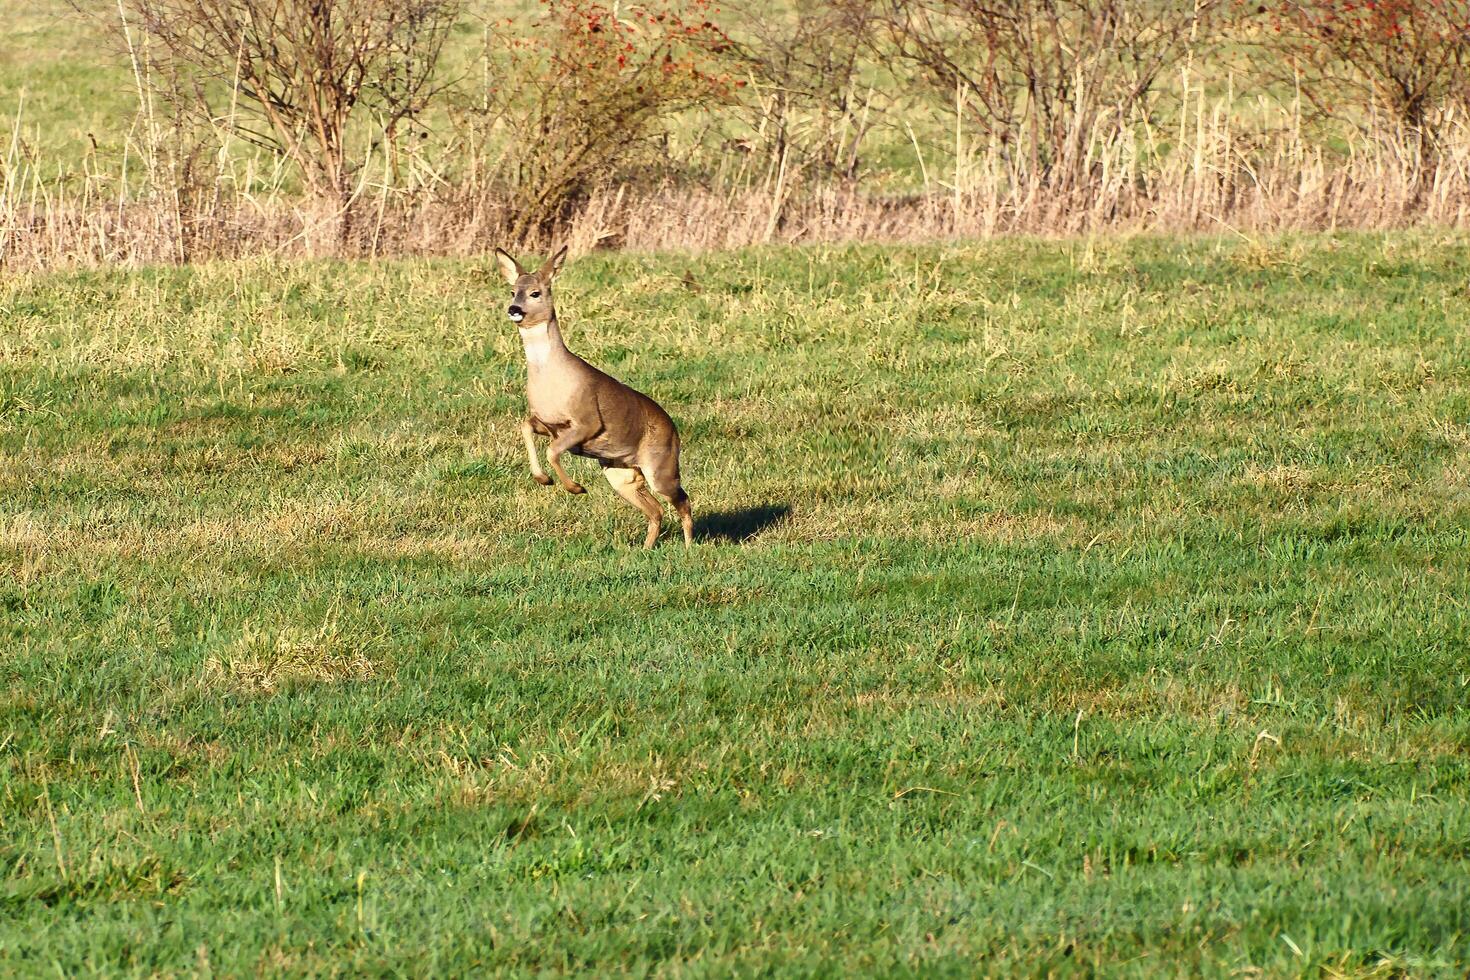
top-left (533, 473), bottom-right (553, 486)
top-left (565, 482), bottom-right (586, 495)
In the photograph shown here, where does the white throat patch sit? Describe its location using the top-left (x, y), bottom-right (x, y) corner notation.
top-left (520, 323), bottom-right (552, 367)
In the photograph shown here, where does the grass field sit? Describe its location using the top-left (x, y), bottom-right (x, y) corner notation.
top-left (3, 234), bottom-right (1470, 975)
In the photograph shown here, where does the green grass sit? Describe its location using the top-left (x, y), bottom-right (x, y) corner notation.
top-left (1, 4), bottom-right (134, 163)
top-left (3, 233), bottom-right (1469, 976)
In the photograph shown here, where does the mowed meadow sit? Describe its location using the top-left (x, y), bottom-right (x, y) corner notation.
top-left (2, 234), bottom-right (1469, 974)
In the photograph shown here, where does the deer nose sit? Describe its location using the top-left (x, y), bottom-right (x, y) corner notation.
top-left (507, 304), bottom-right (523, 317)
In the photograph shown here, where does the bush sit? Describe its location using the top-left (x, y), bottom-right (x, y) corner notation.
top-left (471, 0), bottom-right (745, 240)
top-left (1250, 0), bottom-right (1470, 159)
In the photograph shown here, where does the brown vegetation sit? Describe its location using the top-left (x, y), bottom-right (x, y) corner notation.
top-left (8, 0), bottom-right (1470, 270)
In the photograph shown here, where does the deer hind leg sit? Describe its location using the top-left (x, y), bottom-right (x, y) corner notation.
top-left (644, 458), bottom-right (693, 547)
top-left (604, 466), bottom-right (663, 549)
top-left (521, 418), bottom-right (553, 486)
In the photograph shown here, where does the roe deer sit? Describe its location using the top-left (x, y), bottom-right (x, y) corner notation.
top-left (497, 246), bottom-right (693, 548)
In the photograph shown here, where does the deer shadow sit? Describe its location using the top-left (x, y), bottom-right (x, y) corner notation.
top-left (697, 503), bottom-right (791, 544)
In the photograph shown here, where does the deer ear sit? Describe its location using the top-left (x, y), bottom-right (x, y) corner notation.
top-left (539, 245), bottom-right (569, 282)
top-left (495, 248), bottom-right (523, 286)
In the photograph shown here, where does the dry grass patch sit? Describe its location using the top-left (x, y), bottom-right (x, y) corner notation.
top-left (202, 618), bottom-right (387, 696)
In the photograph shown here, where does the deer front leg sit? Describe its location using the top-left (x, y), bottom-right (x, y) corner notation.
top-left (521, 418), bottom-right (553, 486)
top-left (546, 426), bottom-right (594, 495)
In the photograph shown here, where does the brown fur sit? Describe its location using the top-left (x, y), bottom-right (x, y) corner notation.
top-left (496, 246), bottom-right (693, 548)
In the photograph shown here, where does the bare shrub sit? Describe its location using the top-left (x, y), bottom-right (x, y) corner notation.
top-left (1247, 0), bottom-right (1470, 162)
top-left (107, 0), bottom-right (461, 248)
top-left (858, 0), bottom-right (1224, 195)
top-left (723, 1), bottom-right (881, 182)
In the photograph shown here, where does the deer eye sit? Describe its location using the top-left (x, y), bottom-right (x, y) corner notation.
top-left (530, 291), bottom-right (541, 299)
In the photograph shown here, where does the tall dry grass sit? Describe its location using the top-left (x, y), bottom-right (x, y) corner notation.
top-left (8, 98), bottom-right (1470, 270)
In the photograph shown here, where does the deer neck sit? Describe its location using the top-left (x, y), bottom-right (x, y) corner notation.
top-left (519, 315), bottom-right (568, 371)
